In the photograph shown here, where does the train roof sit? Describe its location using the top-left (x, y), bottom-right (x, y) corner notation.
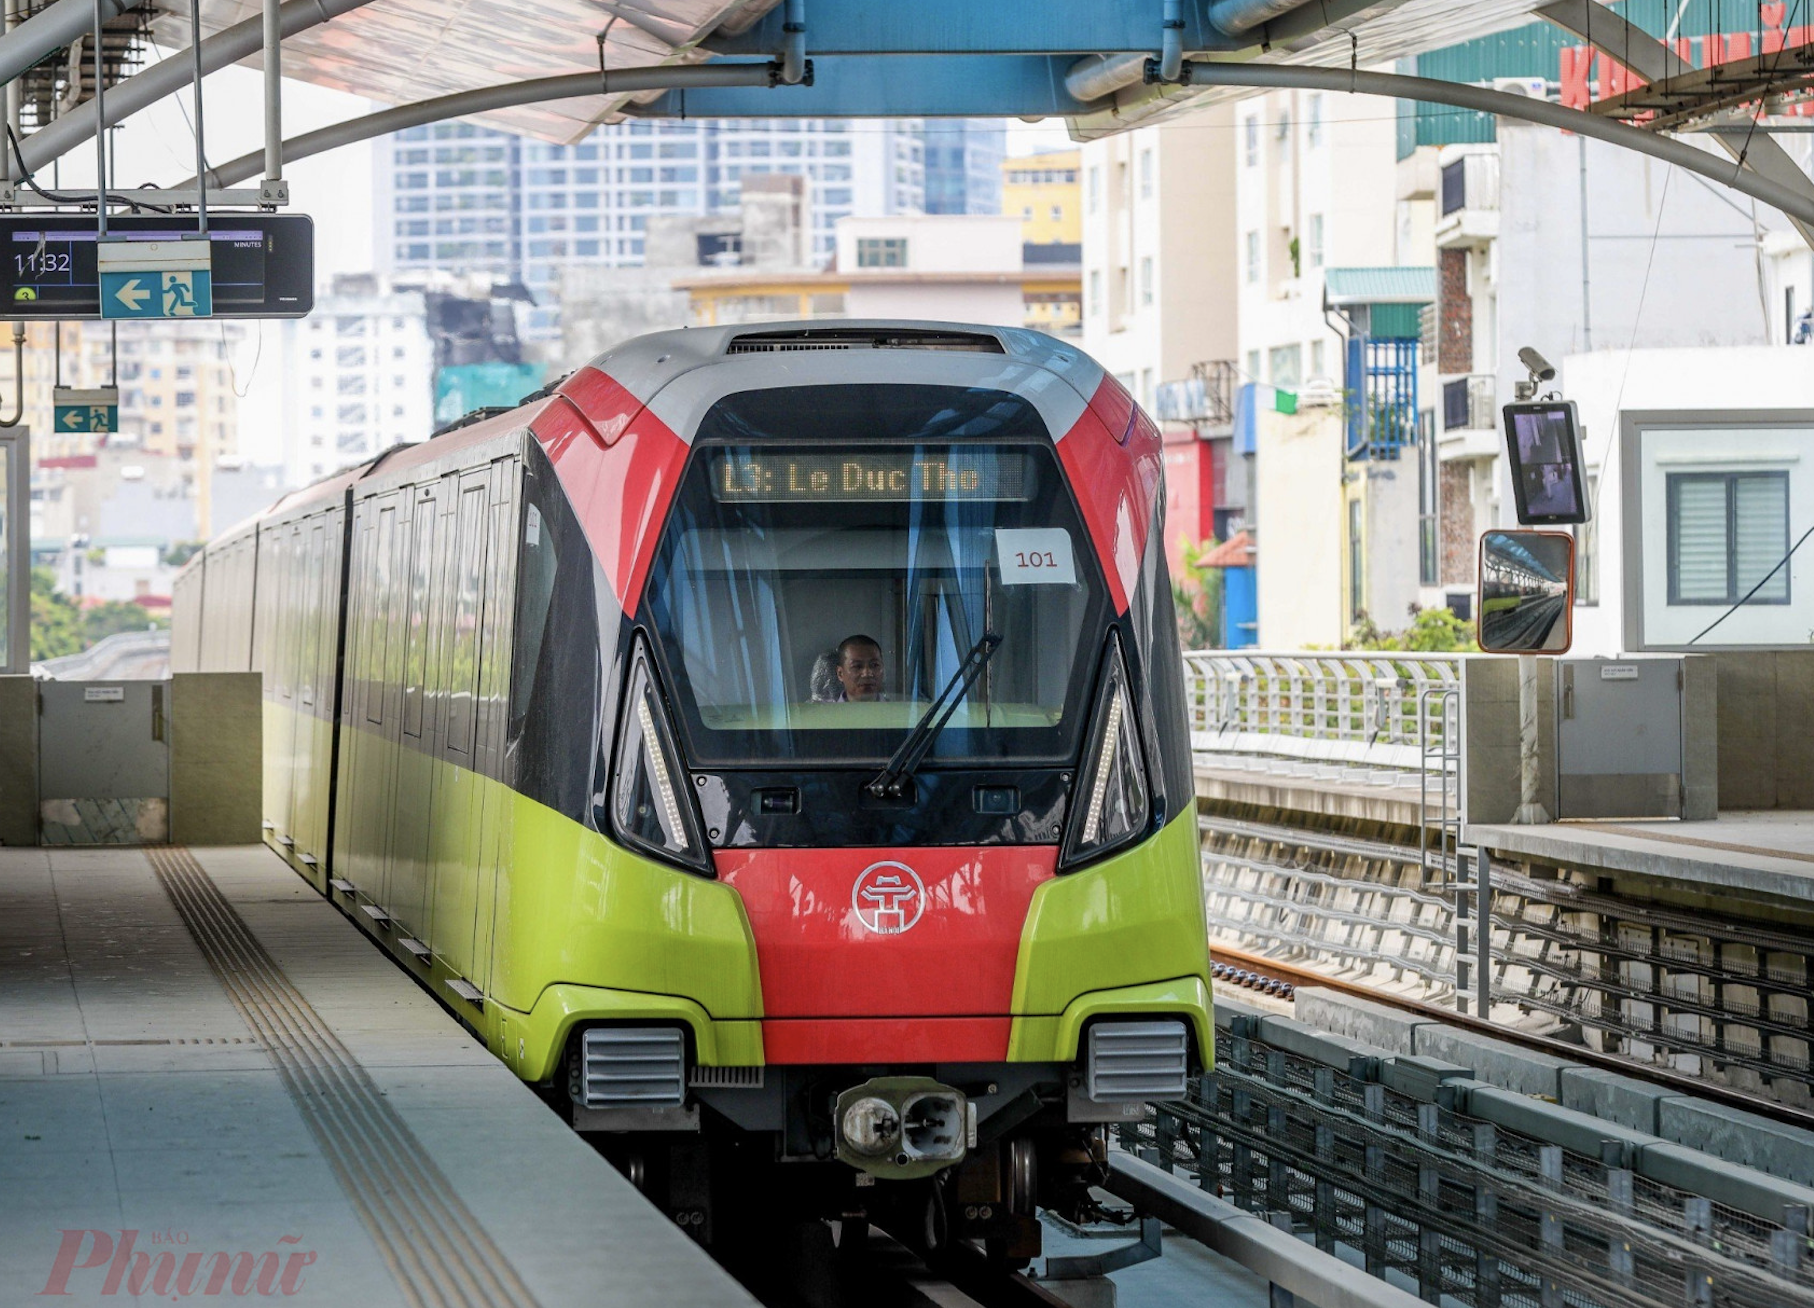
top-left (206, 320), bottom-right (1102, 543)
top-left (579, 320), bottom-right (1095, 417)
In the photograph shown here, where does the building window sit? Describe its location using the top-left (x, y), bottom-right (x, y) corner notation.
top-left (1310, 339), bottom-right (1326, 378)
top-left (1139, 150), bottom-right (1153, 199)
top-left (1308, 213), bottom-right (1325, 269)
top-left (1308, 94), bottom-right (1324, 148)
top-left (1667, 471), bottom-right (1790, 604)
top-left (1139, 256), bottom-right (1154, 306)
top-left (1087, 166), bottom-right (1101, 212)
top-left (1244, 231), bottom-right (1260, 284)
top-left (1049, 204), bottom-right (1062, 221)
top-left (1246, 349), bottom-right (1260, 380)
top-left (1244, 117), bottom-right (1259, 167)
top-left (1575, 475), bottom-right (1599, 605)
top-left (1088, 269), bottom-right (1102, 312)
top-left (1268, 344), bottom-right (1302, 388)
top-left (1140, 368), bottom-right (1154, 407)
top-left (856, 237), bottom-right (907, 268)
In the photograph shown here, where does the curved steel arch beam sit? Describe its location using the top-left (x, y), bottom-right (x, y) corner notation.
top-left (1175, 60), bottom-right (1814, 227)
top-left (17, 0), bottom-right (377, 175)
top-left (197, 63), bottom-right (786, 188)
top-left (0, 0), bottom-right (136, 90)
top-left (1535, 0), bottom-right (1814, 248)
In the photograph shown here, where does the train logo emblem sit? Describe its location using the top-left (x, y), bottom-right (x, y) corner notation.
top-left (852, 861), bottom-right (925, 935)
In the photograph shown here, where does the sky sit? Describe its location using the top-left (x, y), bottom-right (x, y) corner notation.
top-left (51, 59), bottom-right (1075, 465)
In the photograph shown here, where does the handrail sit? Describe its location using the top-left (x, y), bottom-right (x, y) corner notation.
top-left (1182, 650), bottom-right (1462, 773)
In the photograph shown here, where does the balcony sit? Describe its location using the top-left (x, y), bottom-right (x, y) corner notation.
top-left (1438, 373), bottom-right (1499, 460)
top-left (1435, 150), bottom-right (1499, 250)
top-left (1154, 361), bottom-right (1239, 430)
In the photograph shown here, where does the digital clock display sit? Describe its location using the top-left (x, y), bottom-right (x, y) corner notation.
top-left (710, 448), bottom-right (1033, 503)
top-left (0, 214), bottom-right (314, 319)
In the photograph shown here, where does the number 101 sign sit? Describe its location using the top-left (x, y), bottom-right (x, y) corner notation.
top-left (994, 528), bottom-right (1077, 585)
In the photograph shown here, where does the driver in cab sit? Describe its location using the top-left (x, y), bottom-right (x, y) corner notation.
top-left (814, 635), bottom-right (886, 702)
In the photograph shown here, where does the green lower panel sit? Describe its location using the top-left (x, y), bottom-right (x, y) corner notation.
top-left (1007, 808), bottom-right (1214, 1066)
top-left (269, 715), bottom-right (1212, 1087)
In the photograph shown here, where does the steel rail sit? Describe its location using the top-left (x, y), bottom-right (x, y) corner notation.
top-left (1101, 1151), bottom-right (1434, 1308)
top-left (1210, 941), bottom-right (1814, 1135)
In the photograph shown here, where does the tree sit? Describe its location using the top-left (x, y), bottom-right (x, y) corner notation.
top-left (163, 540), bottom-right (205, 569)
top-left (1172, 535), bottom-right (1225, 651)
top-left (1344, 604), bottom-right (1476, 653)
top-left (82, 600), bottom-right (160, 647)
top-left (30, 568), bottom-right (82, 661)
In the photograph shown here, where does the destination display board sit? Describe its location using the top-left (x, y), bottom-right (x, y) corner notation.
top-left (0, 214), bottom-right (313, 319)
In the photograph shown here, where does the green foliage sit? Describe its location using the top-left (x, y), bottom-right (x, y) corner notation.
top-left (163, 540), bottom-right (204, 569)
top-left (1172, 535), bottom-right (1225, 651)
top-left (30, 568), bottom-right (81, 661)
top-left (28, 568), bottom-right (164, 662)
top-left (83, 600), bottom-right (160, 646)
top-left (1344, 604), bottom-right (1476, 653)
top-left (1288, 235), bottom-right (1301, 279)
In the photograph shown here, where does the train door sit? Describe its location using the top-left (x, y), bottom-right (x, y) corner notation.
top-left (426, 469), bottom-right (493, 977)
top-left (286, 515), bottom-right (331, 881)
top-left (265, 521), bottom-right (301, 852)
top-left (387, 481), bottom-right (444, 940)
top-left (467, 456), bottom-right (520, 997)
top-left (337, 494), bottom-right (407, 909)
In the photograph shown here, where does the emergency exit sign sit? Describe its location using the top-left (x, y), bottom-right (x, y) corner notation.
top-left (98, 238), bottom-right (213, 320)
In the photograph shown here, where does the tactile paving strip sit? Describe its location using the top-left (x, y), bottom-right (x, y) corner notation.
top-left (145, 845), bottom-right (540, 1308)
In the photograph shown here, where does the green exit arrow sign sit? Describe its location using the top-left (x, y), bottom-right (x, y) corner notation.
top-left (97, 238), bottom-right (213, 320)
top-left (52, 386), bottom-right (119, 435)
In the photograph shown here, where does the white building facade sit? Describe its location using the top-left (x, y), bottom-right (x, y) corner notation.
top-left (279, 276), bottom-right (435, 487)
top-left (375, 119), bottom-right (927, 345)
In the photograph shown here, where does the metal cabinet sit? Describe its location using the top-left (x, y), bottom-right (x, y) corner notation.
top-left (1555, 656), bottom-right (1684, 819)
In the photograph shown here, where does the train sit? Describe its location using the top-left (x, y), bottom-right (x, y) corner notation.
top-left (172, 320), bottom-right (1213, 1264)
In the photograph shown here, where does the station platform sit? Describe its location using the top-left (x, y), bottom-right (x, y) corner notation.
top-left (1470, 809), bottom-right (1814, 910)
top-left (0, 844), bottom-right (753, 1307)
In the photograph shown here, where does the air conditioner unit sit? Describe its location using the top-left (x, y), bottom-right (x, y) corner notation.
top-left (1492, 76), bottom-right (1549, 100)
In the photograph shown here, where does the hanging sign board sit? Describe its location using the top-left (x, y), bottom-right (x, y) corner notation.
top-left (52, 386), bottom-right (119, 434)
top-left (0, 214), bottom-right (313, 319)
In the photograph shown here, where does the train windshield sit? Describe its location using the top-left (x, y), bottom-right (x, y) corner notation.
top-left (642, 385), bottom-right (1107, 768)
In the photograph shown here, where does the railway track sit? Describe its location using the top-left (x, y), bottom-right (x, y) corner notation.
top-left (1210, 941), bottom-right (1814, 1134)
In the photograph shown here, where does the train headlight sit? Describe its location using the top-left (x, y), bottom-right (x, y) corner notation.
top-left (1060, 633), bottom-right (1150, 870)
top-left (609, 640), bottom-right (711, 875)
top-left (840, 1096), bottom-right (901, 1157)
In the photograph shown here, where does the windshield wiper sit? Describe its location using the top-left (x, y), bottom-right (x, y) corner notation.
top-left (866, 631), bottom-right (1002, 800)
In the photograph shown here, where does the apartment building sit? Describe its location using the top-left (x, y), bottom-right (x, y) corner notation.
top-left (375, 118), bottom-right (931, 348)
top-left (1079, 109), bottom-right (1239, 581)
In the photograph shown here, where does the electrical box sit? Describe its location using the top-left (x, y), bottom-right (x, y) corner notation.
top-left (1555, 656), bottom-right (1685, 819)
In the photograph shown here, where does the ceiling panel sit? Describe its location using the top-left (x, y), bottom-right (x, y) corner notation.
top-left (152, 0), bottom-right (777, 142)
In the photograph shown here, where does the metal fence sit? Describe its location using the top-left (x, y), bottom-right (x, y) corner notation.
top-left (1182, 651), bottom-right (1462, 774)
top-left (1117, 1013), bottom-right (1814, 1308)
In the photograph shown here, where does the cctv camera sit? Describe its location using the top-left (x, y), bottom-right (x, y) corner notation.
top-left (1517, 347), bottom-right (1556, 381)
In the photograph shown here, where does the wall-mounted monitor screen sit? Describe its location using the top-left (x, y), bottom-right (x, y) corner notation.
top-left (1503, 400), bottom-right (1591, 526)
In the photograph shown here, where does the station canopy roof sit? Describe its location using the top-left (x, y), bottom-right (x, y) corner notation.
top-left (155, 0), bottom-right (1562, 143)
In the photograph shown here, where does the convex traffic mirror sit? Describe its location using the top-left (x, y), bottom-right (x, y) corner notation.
top-left (1476, 529), bottom-right (1575, 654)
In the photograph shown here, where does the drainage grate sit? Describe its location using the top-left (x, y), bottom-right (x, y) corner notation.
top-left (576, 1027), bottom-right (686, 1109)
top-left (1088, 1020), bottom-right (1188, 1101)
